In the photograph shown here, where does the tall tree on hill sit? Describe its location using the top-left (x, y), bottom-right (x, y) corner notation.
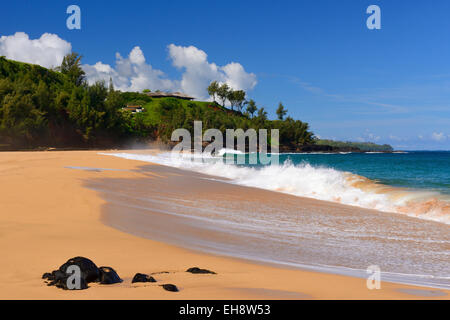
top-left (207, 81), bottom-right (219, 103)
top-left (217, 83), bottom-right (230, 108)
top-left (233, 90), bottom-right (246, 112)
top-left (227, 90), bottom-right (237, 111)
top-left (58, 52), bottom-right (86, 86)
top-left (227, 89), bottom-right (246, 111)
top-left (246, 99), bottom-right (257, 118)
top-left (109, 77), bottom-right (114, 93)
top-left (276, 102), bottom-right (288, 120)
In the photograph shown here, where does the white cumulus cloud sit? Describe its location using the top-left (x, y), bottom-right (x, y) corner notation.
top-left (83, 46), bottom-right (175, 92)
top-left (431, 132), bottom-right (446, 141)
top-left (0, 32), bottom-right (71, 69)
top-left (168, 44), bottom-right (257, 100)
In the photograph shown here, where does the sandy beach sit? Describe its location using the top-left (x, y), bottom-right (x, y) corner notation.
top-left (0, 150), bottom-right (448, 300)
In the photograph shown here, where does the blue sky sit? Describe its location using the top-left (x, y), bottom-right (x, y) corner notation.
top-left (1, 0), bottom-right (450, 150)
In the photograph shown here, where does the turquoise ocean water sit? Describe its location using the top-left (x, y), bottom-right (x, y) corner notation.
top-left (245, 151), bottom-right (450, 195)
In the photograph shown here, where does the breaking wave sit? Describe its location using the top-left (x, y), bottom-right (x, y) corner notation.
top-left (101, 151), bottom-right (450, 225)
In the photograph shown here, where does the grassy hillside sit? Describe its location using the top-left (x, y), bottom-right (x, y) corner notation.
top-left (140, 98), bottom-right (214, 126)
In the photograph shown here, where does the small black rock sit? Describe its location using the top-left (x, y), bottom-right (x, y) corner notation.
top-left (186, 267), bottom-right (216, 274)
top-left (98, 266), bottom-right (123, 284)
top-left (132, 273), bottom-right (156, 283)
top-left (42, 272), bottom-right (52, 280)
top-left (160, 284), bottom-right (179, 292)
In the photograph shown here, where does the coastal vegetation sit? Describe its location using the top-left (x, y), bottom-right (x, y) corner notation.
top-left (0, 54), bottom-right (392, 152)
top-left (315, 139), bottom-right (394, 152)
top-left (0, 55), bottom-right (129, 148)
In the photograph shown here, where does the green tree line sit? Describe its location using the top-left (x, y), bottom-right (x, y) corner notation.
top-left (315, 139), bottom-right (393, 152)
top-left (0, 54), bottom-right (156, 148)
top-left (143, 97), bottom-right (314, 149)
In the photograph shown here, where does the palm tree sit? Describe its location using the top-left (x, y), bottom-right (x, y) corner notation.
top-left (276, 102), bottom-right (288, 120)
top-left (246, 99), bottom-right (257, 118)
top-left (257, 107), bottom-right (268, 121)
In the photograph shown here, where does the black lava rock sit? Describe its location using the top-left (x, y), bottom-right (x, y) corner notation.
top-left (43, 256), bottom-right (101, 290)
top-left (58, 257), bottom-right (100, 283)
top-left (186, 267), bottom-right (216, 274)
top-left (160, 284), bottom-right (179, 292)
top-left (132, 273), bottom-right (156, 283)
top-left (98, 266), bottom-right (123, 284)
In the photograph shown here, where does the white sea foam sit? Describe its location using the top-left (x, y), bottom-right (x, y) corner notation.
top-left (217, 148), bottom-right (245, 156)
top-left (101, 151), bottom-right (450, 224)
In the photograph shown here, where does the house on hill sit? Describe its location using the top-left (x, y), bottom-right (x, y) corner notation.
top-left (122, 105), bottom-right (144, 113)
top-left (145, 91), bottom-right (195, 100)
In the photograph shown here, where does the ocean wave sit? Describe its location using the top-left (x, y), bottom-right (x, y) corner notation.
top-left (217, 148), bottom-right (245, 156)
top-left (101, 152), bottom-right (450, 225)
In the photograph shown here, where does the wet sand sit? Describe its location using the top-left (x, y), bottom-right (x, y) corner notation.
top-left (0, 150), bottom-right (448, 299)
